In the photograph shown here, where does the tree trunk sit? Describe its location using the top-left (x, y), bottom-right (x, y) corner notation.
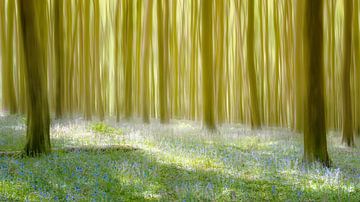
top-left (20, 0), bottom-right (51, 156)
top-left (295, 0), bottom-right (305, 132)
top-left (342, 0), bottom-right (354, 146)
top-left (54, 0), bottom-right (64, 118)
top-left (157, 0), bottom-right (169, 123)
top-left (303, 0), bottom-right (330, 166)
top-left (247, 0), bottom-right (261, 128)
top-left (142, 0), bottom-right (153, 123)
top-left (114, 0), bottom-right (121, 121)
top-left (216, 0), bottom-right (225, 124)
top-left (201, 0), bottom-right (216, 130)
top-left (353, 0), bottom-right (360, 136)
top-left (0, 0), bottom-right (18, 114)
top-left (124, 0), bottom-right (134, 120)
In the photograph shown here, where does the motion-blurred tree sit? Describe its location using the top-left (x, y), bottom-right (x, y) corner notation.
top-left (142, 0), bottom-right (153, 123)
top-left (247, 0), bottom-right (261, 128)
top-left (303, 0), bottom-right (330, 166)
top-left (201, 0), bottom-right (216, 130)
top-left (157, 0), bottom-right (170, 123)
top-left (20, 0), bottom-right (51, 156)
top-left (54, 0), bottom-right (64, 118)
top-left (0, 0), bottom-right (17, 114)
top-left (341, 0), bottom-right (354, 147)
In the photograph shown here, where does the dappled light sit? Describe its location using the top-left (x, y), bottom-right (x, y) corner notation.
top-left (0, 116), bottom-right (359, 200)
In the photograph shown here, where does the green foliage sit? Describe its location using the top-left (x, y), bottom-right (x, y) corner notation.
top-left (89, 122), bottom-right (122, 136)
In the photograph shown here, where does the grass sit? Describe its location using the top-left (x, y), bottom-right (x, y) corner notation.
top-left (0, 115), bottom-right (359, 201)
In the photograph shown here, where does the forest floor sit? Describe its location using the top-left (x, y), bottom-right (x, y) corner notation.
top-left (0, 115), bottom-right (359, 201)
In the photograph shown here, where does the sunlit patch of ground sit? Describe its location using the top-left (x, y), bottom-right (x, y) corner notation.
top-left (0, 115), bottom-right (359, 201)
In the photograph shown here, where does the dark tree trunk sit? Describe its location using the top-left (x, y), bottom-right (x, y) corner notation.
top-left (303, 0), bottom-right (330, 166)
top-left (20, 0), bottom-right (51, 156)
top-left (341, 0), bottom-right (355, 147)
top-left (247, 0), bottom-right (261, 128)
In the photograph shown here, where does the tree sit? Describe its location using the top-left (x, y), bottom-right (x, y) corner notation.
top-left (295, 0), bottom-right (305, 132)
top-left (216, 0), bottom-right (225, 124)
top-left (0, 0), bottom-right (18, 114)
top-left (303, 0), bottom-right (330, 166)
top-left (247, 0), bottom-right (261, 128)
top-left (354, 0), bottom-right (360, 135)
top-left (54, 0), bottom-right (64, 118)
top-left (341, 0), bottom-right (354, 147)
top-left (20, 0), bottom-right (51, 156)
top-left (201, 0), bottom-right (215, 130)
top-left (93, 0), bottom-right (104, 120)
top-left (114, 0), bottom-right (121, 122)
top-left (124, 0), bottom-right (134, 120)
top-left (142, 0), bottom-right (153, 123)
top-left (83, 0), bottom-right (92, 120)
top-left (157, 0), bottom-right (170, 123)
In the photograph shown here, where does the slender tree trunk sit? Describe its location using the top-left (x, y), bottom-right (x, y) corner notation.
top-left (216, 0), bottom-right (225, 124)
top-left (157, 0), bottom-right (169, 123)
top-left (171, 0), bottom-right (179, 118)
top-left (247, 0), bottom-right (261, 128)
top-left (20, 0), bottom-right (51, 156)
top-left (264, 0), bottom-right (270, 125)
top-left (295, 0), bottom-right (305, 132)
top-left (124, 0), bottom-right (134, 119)
top-left (15, 0), bottom-right (27, 114)
top-left (54, 0), bottom-right (64, 118)
top-left (93, 0), bottom-right (104, 120)
top-left (114, 0), bottom-right (121, 121)
top-left (1, 0), bottom-right (18, 114)
top-left (142, 0), bottom-right (153, 123)
top-left (201, 0), bottom-right (216, 130)
top-left (303, 0), bottom-right (330, 166)
top-left (342, 0), bottom-right (354, 146)
top-left (83, 0), bottom-right (92, 120)
top-left (135, 0), bottom-right (141, 117)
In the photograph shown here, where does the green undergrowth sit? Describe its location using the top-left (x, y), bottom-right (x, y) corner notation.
top-left (89, 122), bottom-right (123, 136)
top-left (0, 115), bottom-right (359, 201)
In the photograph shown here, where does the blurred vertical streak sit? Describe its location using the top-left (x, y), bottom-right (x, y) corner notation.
top-left (247, 0), bottom-right (261, 128)
top-left (141, 0), bottom-right (153, 123)
top-left (341, 0), bottom-right (354, 147)
top-left (201, 0), bottom-right (216, 130)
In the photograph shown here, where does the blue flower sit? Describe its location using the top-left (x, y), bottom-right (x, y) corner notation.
top-left (297, 191), bottom-right (303, 198)
top-left (103, 173), bottom-right (109, 181)
top-left (76, 166), bottom-right (83, 172)
top-left (207, 182), bottom-right (214, 190)
top-left (54, 196), bottom-right (59, 201)
top-left (75, 186), bottom-right (81, 192)
top-left (271, 185), bottom-right (276, 195)
top-left (40, 191), bottom-right (47, 197)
